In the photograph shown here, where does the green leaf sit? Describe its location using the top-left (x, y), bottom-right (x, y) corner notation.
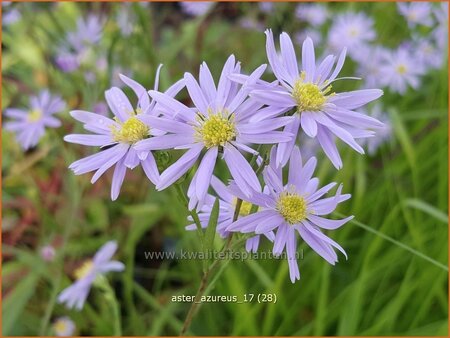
top-left (404, 199), bottom-right (448, 224)
top-left (205, 198), bottom-right (220, 254)
top-left (2, 273), bottom-right (40, 335)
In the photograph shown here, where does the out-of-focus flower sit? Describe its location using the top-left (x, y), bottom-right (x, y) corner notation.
top-left (111, 67), bottom-right (133, 88)
top-left (92, 102), bottom-right (109, 116)
top-left (65, 68), bottom-right (184, 200)
top-left (40, 245), bottom-right (56, 262)
top-left (227, 147), bottom-right (351, 283)
top-left (180, 2), bottom-right (214, 16)
top-left (259, 2), bottom-right (274, 14)
top-left (3, 90), bottom-right (66, 150)
top-left (379, 46), bottom-right (425, 94)
top-left (295, 3), bottom-right (328, 27)
top-left (52, 317), bottom-right (75, 336)
top-left (327, 12), bottom-right (376, 59)
top-left (117, 4), bottom-right (135, 36)
top-left (433, 2), bottom-right (449, 51)
top-left (252, 31), bottom-right (383, 169)
top-left (359, 104), bottom-right (392, 155)
top-left (57, 241), bottom-right (124, 310)
top-left (294, 29), bottom-right (322, 46)
top-left (414, 38), bottom-right (445, 70)
top-left (55, 15), bottom-right (103, 73)
top-left (135, 56), bottom-right (293, 210)
top-left (2, 2), bottom-right (21, 26)
top-left (354, 45), bottom-right (390, 88)
top-left (239, 18), bottom-right (264, 31)
top-left (397, 2), bottom-right (433, 28)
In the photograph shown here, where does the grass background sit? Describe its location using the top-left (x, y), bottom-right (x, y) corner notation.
top-left (2, 1), bottom-right (448, 336)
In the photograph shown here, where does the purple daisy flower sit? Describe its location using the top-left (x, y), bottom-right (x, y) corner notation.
top-left (3, 90), bottom-right (66, 150)
top-left (398, 2), bottom-right (434, 28)
top-left (180, 2), bottom-right (214, 17)
top-left (226, 146), bottom-right (352, 283)
top-left (294, 29), bottom-right (322, 46)
top-left (57, 241), bottom-right (124, 310)
top-left (295, 3), bottom-right (329, 27)
top-left (185, 175), bottom-right (275, 251)
top-left (251, 30), bottom-right (383, 169)
top-left (379, 46), bottom-right (425, 94)
top-left (135, 55), bottom-right (294, 210)
top-left (259, 2), bottom-right (274, 14)
top-left (327, 12), bottom-right (376, 59)
top-left (433, 2), bottom-right (448, 51)
top-left (414, 38), bottom-right (445, 70)
top-left (354, 45), bottom-right (390, 88)
top-left (64, 67), bottom-right (185, 200)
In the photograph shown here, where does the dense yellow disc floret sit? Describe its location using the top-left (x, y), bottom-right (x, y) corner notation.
top-left (276, 192), bottom-right (307, 225)
top-left (111, 116), bottom-right (149, 144)
top-left (292, 71), bottom-right (332, 112)
top-left (197, 111), bottom-right (236, 148)
top-left (74, 260), bottom-right (94, 280)
top-left (27, 109), bottom-right (43, 122)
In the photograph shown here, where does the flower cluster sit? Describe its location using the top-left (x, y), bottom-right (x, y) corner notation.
top-left (63, 30), bottom-right (383, 283)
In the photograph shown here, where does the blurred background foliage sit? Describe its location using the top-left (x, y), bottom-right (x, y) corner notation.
top-left (2, 1), bottom-right (448, 336)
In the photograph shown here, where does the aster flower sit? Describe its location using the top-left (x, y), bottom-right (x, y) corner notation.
top-left (135, 55), bottom-right (294, 210)
top-left (397, 2), bottom-right (433, 28)
top-left (2, 2), bottom-right (21, 27)
top-left (40, 245), bottom-right (56, 262)
top-left (180, 2), bottom-right (214, 16)
top-left (294, 29), bottom-right (322, 46)
top-left (55, 15), bottom-right (103, 73)
top-left (433, 2), bottom-right (449, 51)
top-left (65, 67), bottom-right (184, 200)
top-left (327, 12), bottom-right (376, 59)
top-left (379, 46), bottom-right (425, 94)
top-left (295, 3), bottom-right (329, 27)
top-left (259, 2), bottom-right (274, 14)
top-left (117, 4), bottom-right (135, 37)
top-left (52, 317), bottom-right (75, 336)
top-left (354, 45), bottom-right (390, 88)
top-left (251, 30), bottom-right (383, 169)
top-left (57, 241), bottom-right (124, 310)
top-left (3, 90), bottom-right (66, 150)
top-left (413, 38), bottom-right (445, 70)
top-left (185, 175), bottom-right (275, 251)
top-left (226, 146), bottom-right (352, 283)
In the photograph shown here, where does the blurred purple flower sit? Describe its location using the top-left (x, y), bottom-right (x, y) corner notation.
top-left (57, 241), bottom-right (124, 310)
top-left (53, 317), bottom-right (75, 336)
top-left (294, 29), bottom-right (322, 46)
top-left (180, 2), bottom-right (214, 16)
top-left (135, 56), bottom-right (293, 210)
top-left (93, 101), bottom-right (109, 116)
top-left (40, 245), bottom-right (56, 262)
top-left (354, 45), bottom-right (390, 88)
top-left (398, 2), bottom-right (433, 28)
top-left (3, 90), bottom-right (65, 150)
top-left (227, 146), bottom-right (351, 283)
top-left (2, 2), bottom-right (21, 26)
top-left (251, 30), bottom-right (383, 169)
top-left (327, 12), bottom-right (376, 59)
top-left (259, 2), bottom-right (274, 14)
top-left (414, 38), bottom-right (445, 70)
top-left (433, 2), bottom-right (449, 51)
top-left (55, 52), bottom-right (80, 73)
top-left (117, 4), bottom-right (135, 36)
top-left (295, 3), bottom-right (328, 27)
top-left (239, 18), bottom-right (264, 31)
top-left (379, 46), bottom-right (425, 94)
top-left (65, 67), bottom-right (184, 200)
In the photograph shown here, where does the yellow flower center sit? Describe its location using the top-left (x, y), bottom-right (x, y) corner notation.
top-left (27, 109), bottom-right (42, 122)
top-left (232, 198), bottom-right (255, 217)
top-left (349, 27), bottom-right (359, 37)
top-left (111, 115), bottom-right (149, 144)
top-left (292, 72), bottom-right (332, 113)
top-left (276, 192), bottom-right (307, 225)
top-left (396, 64), bottom-right (408, 75)
top-left (74, 260), bottom-right (94, 280)
top-left (197, 111), bottom-right (236, 148)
